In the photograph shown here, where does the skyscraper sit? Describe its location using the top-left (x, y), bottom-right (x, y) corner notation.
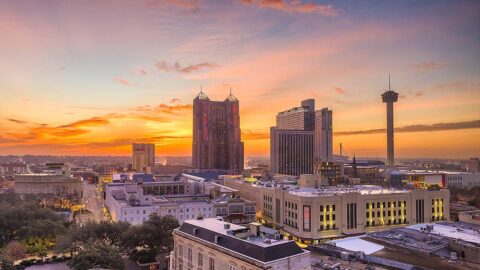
top-left (314, 107), bottom-right (333, 163)
top-left (132, 143), bottom-right (155, 173)
top-left (381, 77), bottom-right (399, 166)
top-left (270, 99), bottom-right (316, 176)
top-left (192, 89), bottom-right (244, 174)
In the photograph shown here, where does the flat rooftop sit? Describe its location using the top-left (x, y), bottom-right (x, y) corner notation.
top-left (243, 184), bottom-right (411, 197)
top-left (408, 223), bottom-right (480, 245)
top-left (177, 218), bottom-right (307, 263)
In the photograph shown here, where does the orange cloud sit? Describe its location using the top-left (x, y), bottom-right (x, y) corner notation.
top-left (242, 130), bottom-right (270, 140)
top-left (240, 0), bottom-right (338, 16)
top-left (113, 77), bottom-right (132, 86)
top-left (335, 120), bottom-right (480, 136)
top-left (335, 87), bottom-right (347, 95)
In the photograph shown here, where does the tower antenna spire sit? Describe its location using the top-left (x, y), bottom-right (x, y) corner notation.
top-left (200, 84), bottom-right (203, 92)
top-left (389, 74), bottom-right (391, 91)
top-left (230, 87), bottom-right (232, 95)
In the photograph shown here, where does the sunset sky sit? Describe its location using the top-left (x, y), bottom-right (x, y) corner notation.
top-left (0, 0), bottom-right (479, 158)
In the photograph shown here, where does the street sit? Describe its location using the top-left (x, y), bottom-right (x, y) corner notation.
top-left (80, 181), bottom-right (106, 223)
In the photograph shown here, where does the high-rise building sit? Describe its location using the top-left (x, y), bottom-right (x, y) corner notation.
top-left (276, 99), bottom-right (315, 130)
top-left (314, 107), bottom-right (333, 162)
top-left (381, 77), bottom-right (399, 166)
top-left (132, 143), bottom-right (155, 173)
top-left (270, 100), bottom-right (333, 176)
top-left (271, 100), bottom-right (316, 176)
top-left (192, 90), bottom-right (244, 174)
top-left (270, 128), bottom-right (314, 176)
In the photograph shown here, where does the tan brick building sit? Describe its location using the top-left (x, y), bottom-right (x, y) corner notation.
top-left (225, 179), bottom-right (450, 244)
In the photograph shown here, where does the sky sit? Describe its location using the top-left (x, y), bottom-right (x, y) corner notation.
top-left (0, 0), bottom-right (479, 159)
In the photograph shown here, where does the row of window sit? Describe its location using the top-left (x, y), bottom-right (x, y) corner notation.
top-left (176, 244), bottom-right (237, 270)
top-left (366, 201), bottom-right (407, 209)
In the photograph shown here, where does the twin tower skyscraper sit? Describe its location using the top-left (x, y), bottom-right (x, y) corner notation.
top-left (192, 90), bottom-right (244, 174)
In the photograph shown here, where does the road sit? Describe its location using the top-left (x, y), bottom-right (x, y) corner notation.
top-left (80, 181), bottom-right (106, 223)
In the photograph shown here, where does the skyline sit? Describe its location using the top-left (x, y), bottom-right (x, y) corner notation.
top-left (1, 0), bottom-right (479, 158)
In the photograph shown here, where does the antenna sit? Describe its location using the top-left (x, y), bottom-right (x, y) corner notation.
top-left (230, 87), bottom-right (232, 95)
top-left (389, 74), bottom-right (391, 91)
top-left (200, 84), bottom-right (203, 92)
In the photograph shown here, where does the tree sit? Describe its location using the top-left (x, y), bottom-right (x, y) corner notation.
top-left (38, 250), bottom-right (48, 262)
top-left (68, 241), bottom-right (125, 270)
top-left (122, 214), bottom-right (179, 262)
top-left (4, 241), bottom-right (26, 261)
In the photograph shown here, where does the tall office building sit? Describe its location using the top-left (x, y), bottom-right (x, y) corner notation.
top-left (381, 77), bottom-right (399, 166)
top-left (132, 143), bottom-right (155, 173)
top-left (192, 89), bottom-right (244, 174)
top-left (314, 108), bottom-right (333, 162)
top-left (270, 99), bottom-right (316, 176)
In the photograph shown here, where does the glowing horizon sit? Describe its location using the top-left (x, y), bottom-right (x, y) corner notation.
top-left (1, 0), bottom-right (479, 159)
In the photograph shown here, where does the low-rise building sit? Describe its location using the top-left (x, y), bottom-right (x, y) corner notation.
top-left (171, 218), bottom-right (311, 270)
top-left (225, 179), bottom-right (450, 244)
top-left (460, 157), bottom-right (480, 173)
top-left (14, 172), bottom-right (83, 197)
top-left (105, 182), bottom-right (214, 224)
top-left (212, 195), bottom-right (257, 225)
top-left (458, 210), bottom-right (480, 225)
top-left (445, 172), bottom-right (480, 188)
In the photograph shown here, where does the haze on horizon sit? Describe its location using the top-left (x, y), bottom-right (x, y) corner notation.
top-left (0, 0), bottom-right (479, 159)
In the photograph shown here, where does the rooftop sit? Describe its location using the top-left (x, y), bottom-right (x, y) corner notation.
top-left (247, 182), bottom-right (412, 197)
top-left (408, 223), bottom-right (480, 245)
top-left (177, 218), bottom-right (307, 263)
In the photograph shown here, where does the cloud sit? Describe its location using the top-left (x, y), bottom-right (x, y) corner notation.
top-left (335, 87), bottom-right (347, 95)
top-left (147, 0), bottom-right (199, 11)
top-left (411, 61), bottom-right (448, 71)
top-left (114, 77), bottom-right (132, 86)
top-left (155, 61), bottom-right (219, 74)
top-left (242, 130), bottom-right (269, 140)
top-left (59, 117), bottom-right (110, 128)
top-left (335, 120), bottom-right (480, 136)
top-left (6, 118), bottom-right (28, 124)
top-left (240, 0), bottom-right (338, 16)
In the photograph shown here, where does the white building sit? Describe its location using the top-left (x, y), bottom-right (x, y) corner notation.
top-left (445, 172), bottom-right (480, 188)
top-left (105, 182), bottom-right (214, 224)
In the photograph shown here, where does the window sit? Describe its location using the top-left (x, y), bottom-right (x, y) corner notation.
top-left (179, 245), bottom-right (183, 257)
top-left (198, 252), bottom-right (203, 267)
top-left (229, 265), bottom-right (236, 270)
top-left (303, 205), bottom-right (311, 231)
top-left (209, 257), bottom-right (215, 270)
top-left (187, 247), bottom-right (192, 262)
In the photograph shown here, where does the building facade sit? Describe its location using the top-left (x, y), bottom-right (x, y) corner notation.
top-left (132, 143), bottom-right (155, 173)
top-left (14, 173), bottom-right (83, 197)
top-left (270, 128), bottom-right (314, 176)
top-left (270, 100), bottom-right (333, 176)
top-left (460, 158), bottom-right (480, 173)
top-left (225, 179), bottom-right (450, 244)
top-left (171, 218), bottom-right (311, 270)
top-left (192, 91), bottom-right (244, 174)
top-left (105, 182), bottom-right (214, 224)
top-left (314, 108), bottom-right (333, 163)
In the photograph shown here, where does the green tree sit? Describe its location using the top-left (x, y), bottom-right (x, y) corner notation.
top-left (55, 221), bottom-right (131, 255)
top-left (68, 241), bottom-right (125, 270)
top-left (122, 214), bottom-right (179, 262)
